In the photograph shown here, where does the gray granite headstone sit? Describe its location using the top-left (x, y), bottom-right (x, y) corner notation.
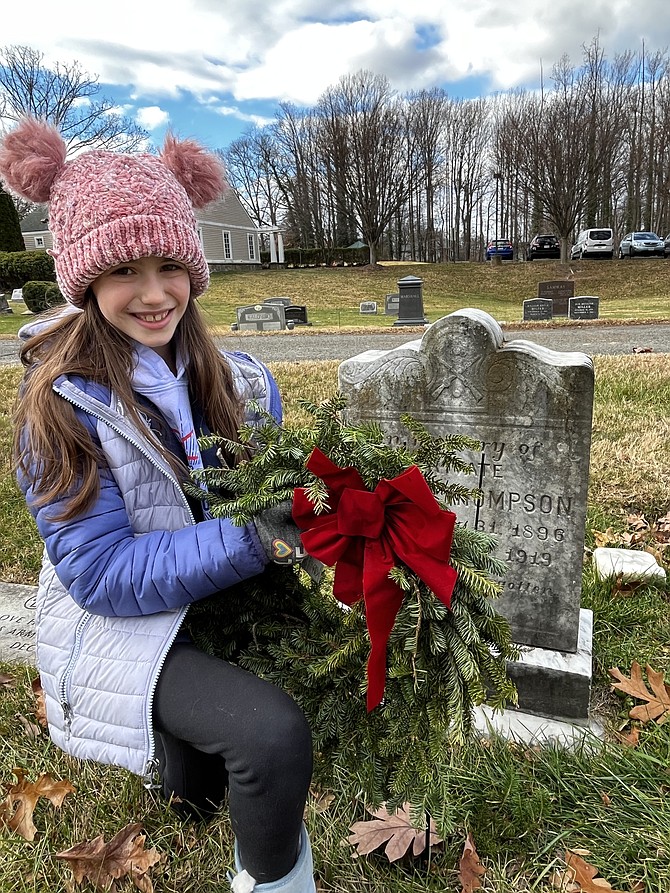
top-left (537, 281), bottom-right (574, 317)
top-left (339, 309), bottom-right (594, 655)
top-left (236, 303), bottom-right (286, 331)
top-left (0, 583), bottom-right (37, 665)
top-left (359, 301), bottom-right (377, 314)
top-left (523, 298), bottom-right (553, 321)
top-left (264, 297), bottom-right (292, 307)
top-left (569, 296), bottom-right (599, 320)
top-left (384, 293), bottom-right (400, 316)
top-left (0, 294), bottom-right (12, 314)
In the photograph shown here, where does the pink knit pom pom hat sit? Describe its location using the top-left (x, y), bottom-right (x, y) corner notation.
top-left (0, 118), bottom-right (226, 306)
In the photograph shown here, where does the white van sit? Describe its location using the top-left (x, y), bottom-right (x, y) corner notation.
top-left (570, 228), bottom-right (614, 260)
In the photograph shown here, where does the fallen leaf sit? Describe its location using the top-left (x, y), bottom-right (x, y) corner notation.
top-left (550, 867), bottom-right (580, 891)
top-left (631, 346), bottom-right (653, 353)
top-left (609, 661), bottom-right (670, 725)
top-left (611, 575), bottom-right (645, 596)
top-left (1, 768), bottom-right (76, 841)
top-left (14, 713), bottom-right (42, 739)
top-left (348, 802), bottom-right (442, 862)
top-left (616, 725), bottom-right (640, 748)
top-left (653, 513), bottom-right (670, 543)
top-left (593, 528), bottom-right (621, 548)
top-left (309, 788), bottom-right (335, 814)
top-left (31, 677), bottom-right (48, 728)
top-left (459, 832), bottom-right (485, 892)
top-left (0, 672), bottom-right (14, 688)
top-left (564, 851), bottom-right (625, 892)
top-left (600, 792), bottom-right (612, 806)
top-left (56, 822), bottom-right (164, 892)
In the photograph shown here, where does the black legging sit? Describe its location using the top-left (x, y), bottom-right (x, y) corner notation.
top-left (153, 643), bottom-right (313, 882)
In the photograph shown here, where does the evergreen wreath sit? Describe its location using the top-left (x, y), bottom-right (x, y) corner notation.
top-left (184, 395), bottom-right (519, 830)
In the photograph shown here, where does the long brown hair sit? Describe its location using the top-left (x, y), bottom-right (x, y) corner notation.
top-left (14, 298), bottom-right (243, 521)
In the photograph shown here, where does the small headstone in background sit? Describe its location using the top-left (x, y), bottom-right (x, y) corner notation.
top-left (523, 297), bottom-right (553, 321)
top-left (284, 304), bottom-right (312, 326)
top-left (264, 297), bottom-right (292, 307)
top-left (236, 303), bottom-right (287, 331)
top-left (11, 288), bottom-right (23, 302)
top-left (538, 281), bottom-right (574, 317)
top-left (0, 294), bottom-right (12, 314)
top-left (359, 301), bottom-right (377, 314)
top-left (569, 296), bottom-right (599, 320)
top-left (0, 583), bottom-right (37, 665)
top-left (384, 293), bottom-right (400, 316)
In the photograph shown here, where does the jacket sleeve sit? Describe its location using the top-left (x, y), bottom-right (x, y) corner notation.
top-left (24, 459), bottom-right (269, 618)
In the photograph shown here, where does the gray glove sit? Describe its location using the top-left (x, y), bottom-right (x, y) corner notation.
top-left (253, 501), bottom-right (306, 565)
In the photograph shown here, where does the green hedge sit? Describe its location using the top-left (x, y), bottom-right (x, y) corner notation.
top-left (260, 246), bottom-right (369, 267)
top-left (0, 251), bottom-right (56, 290)
top-left (22, 280), bottom-right (65, 314)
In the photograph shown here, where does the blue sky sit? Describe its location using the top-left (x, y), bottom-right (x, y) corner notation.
top-left (2, 0), bottom-right (668, 151)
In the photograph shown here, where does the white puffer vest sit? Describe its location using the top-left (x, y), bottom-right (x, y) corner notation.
top-left (34, 352), bottom-right (274, 782)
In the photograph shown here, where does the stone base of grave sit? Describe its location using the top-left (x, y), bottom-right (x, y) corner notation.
top-left (505, 608), bottom-right (594, 721)
top-left (473, 704), bottom-right (605, 748)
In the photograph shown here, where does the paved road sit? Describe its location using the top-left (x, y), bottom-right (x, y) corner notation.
top-left (1, 322), bottom-right (668, 366)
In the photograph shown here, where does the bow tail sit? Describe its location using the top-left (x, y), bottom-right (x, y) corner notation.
top-left (362, 538), bottom-right (404, 711)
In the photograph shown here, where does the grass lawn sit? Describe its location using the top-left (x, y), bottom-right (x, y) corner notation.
top-left (2, 257), bottom-right (670, 336)
top-left (0, 354), bottom-right (669, 892)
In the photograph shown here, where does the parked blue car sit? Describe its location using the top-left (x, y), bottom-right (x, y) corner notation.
top-left (486, 238), bottom-right (514, 261)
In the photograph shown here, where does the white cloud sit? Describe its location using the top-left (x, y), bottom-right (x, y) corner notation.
top-left (135, 106), bottom-right (170, 130)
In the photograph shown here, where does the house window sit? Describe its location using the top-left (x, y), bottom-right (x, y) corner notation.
top-left (247, 233), bottom-right (256, 261)
top-left (223, 231), bottom-right (232, 260)
top-left (34, 236), bottom-right (45, 248)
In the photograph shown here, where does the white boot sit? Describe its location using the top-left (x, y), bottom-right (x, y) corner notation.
top-left (230, 825), bottom-right (316, 893)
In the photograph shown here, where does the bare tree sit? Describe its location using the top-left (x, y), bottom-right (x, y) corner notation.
top-left (0, 45), bottom-right (146, 152)
top-left (318, 71), bottom-right (414, 265)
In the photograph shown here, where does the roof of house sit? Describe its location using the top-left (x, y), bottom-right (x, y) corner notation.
top-left (20, 204), bottom-right (49, 233)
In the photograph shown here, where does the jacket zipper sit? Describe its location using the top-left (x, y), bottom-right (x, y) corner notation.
top-left (54, 381), bottom-right (197, 775)
top-left (59, 612), bottom-right (93, 740)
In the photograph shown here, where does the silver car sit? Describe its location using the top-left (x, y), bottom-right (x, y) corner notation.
top-left (618, 232), bottom-right (665, 258)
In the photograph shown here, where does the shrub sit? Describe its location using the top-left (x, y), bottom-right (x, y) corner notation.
top-left (0, 187), bottom-right (25, 252)
top-left (21, 280), bottom-right (65, 314)
top-left (0, 251), bottom-right (56, 290)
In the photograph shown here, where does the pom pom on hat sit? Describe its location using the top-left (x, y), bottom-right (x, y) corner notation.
top-left (0, 118), bottom-right (226, 306)
top-left (0, 118), bottom-right (67, 202)
top-left (161, 133), bottom-right (226, 208)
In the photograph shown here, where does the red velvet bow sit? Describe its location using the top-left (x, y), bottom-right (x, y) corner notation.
top-left (292, 447), bottom-right (458, 711)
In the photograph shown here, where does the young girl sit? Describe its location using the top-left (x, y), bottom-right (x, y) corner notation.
top-left (0, 118), bottom-right (315, 893)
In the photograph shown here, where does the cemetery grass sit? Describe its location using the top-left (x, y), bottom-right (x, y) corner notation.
top-left (1, 358), bottom-right (669, 892)
top-left (2, 258), bottom-right (670, 335)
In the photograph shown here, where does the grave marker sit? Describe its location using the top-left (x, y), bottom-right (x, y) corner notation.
top-left (236, 303), bottom-right (286, 331)
top-left (569, 296), bottom-right (599, 320)
top-left (359, 301), bottom-right (377, 314)
top-left (384, 293), bottom-right (400, 316)
top-left (0, 583), bottom-right (37, 665)
top-left (284, 304), bottom-right (311, 326)
top-left (537, 281), bottom-right (574, 317)
top-left (339, 309), bottom-right (595, 718)
top-left (523, 298), bottom-right (553, 321)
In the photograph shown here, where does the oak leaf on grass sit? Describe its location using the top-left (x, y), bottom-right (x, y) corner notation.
top-left (609, 661), bottom-right (670, 724)
top-left (348, 802), bottom-right (442, 862)
top-left (0, 767), bottom-right (75, 841)
top-left (564, 851), bottom-right (626, 893)
top-left (56, 822), bottom-right (164, 892)
top-left (459, 832), bottom-right (485, 892)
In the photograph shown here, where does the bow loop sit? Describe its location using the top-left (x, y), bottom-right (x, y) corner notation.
top-left (293, 450), bottom-right (458, 710)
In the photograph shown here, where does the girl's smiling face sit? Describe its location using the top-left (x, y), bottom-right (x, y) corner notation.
top-left (90, 256), bottom-right (191, 366)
